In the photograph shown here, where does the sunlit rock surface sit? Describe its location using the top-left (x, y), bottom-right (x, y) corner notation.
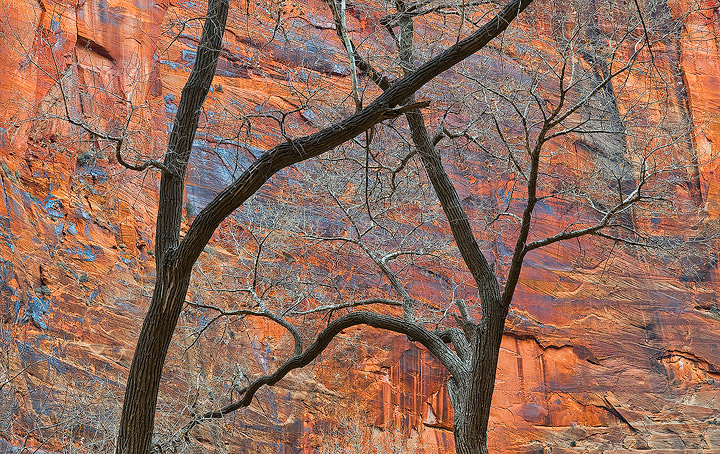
top-left (0, 0), bottom-right (719, 452)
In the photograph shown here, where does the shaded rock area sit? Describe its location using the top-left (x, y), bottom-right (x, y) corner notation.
top-left (0, 0), bottom-right (719, 452)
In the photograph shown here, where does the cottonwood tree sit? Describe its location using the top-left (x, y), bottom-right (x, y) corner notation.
top-left (3, 0), bottom-right (533, 450)
top-left (154, 0), bottom-right (713, 453)
top-left (106, 0), bottom-right (536, 452)
top-left (2, 0), bottom-right (710, 451)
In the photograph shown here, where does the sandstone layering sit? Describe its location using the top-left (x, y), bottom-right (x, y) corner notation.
top-left (1, 0), bottom-right (719, 452)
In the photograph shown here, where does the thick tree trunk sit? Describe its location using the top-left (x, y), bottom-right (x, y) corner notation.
top-left (454, 428), bottom-right (490, 454)
top-left (112, 0), bottom-right (533, 450)
top-left (447, 313), bottom-right (507, 454)
top-left (115, 0), bottom-right (228, 451)
top-left (115, 265), bottom-right (191, 453)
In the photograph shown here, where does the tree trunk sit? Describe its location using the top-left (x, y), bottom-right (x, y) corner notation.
top-left (404, 68), bottom-right (506, 454)
top-left (448, 313), bottom-right (507, 454)
top-left (454, 427), bottom-right (490, 454)
top-left (115, 263), bottom-right (191, 453)
top-left (115, 0), bottom-right (228, 450)
top-left (111, 0), bottom-right (533, 449)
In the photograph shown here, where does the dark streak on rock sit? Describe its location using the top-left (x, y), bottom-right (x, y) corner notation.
top-left (599, 397), bottom-right (638, 433)
top-left (76, 35), bottom-right (116, 63)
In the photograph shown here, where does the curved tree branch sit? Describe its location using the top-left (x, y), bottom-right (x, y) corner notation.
top-left (176, 0), bottom-right (535, 272)
top-left (167, 310), bottom-right (465, 447)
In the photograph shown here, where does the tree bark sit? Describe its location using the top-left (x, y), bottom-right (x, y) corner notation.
top-left (443, 316), bottom-right (507, 454)
top-left (453, 414), bottom-right (490, 454)
top-left (115, 0), bottom-right (229, 451)
top-left (115, 264), bottom-right (192, 454)
top-left (407, 110), bottom-right (508, 453)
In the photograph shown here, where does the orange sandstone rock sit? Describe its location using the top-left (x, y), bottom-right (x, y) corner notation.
top-left (0, 0), bottom-right (718, 452)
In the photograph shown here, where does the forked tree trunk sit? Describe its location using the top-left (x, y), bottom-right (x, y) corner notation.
top-left (112, 0), bottom-right (532, 450)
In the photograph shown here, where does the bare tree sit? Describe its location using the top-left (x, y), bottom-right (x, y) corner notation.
top-left (2, 0), bottom-right (712, 451)
top-left (103, 0), bottom-right (535, 451)
top-left (153, 0), bottom-right (714, 453)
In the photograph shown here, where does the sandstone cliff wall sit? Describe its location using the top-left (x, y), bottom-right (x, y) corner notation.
top-left (0, 0), bottom-right (719, 452)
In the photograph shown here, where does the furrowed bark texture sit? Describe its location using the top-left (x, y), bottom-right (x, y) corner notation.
top-left (115, 0), bottom-right (229, 452)
top-left (406, 109), bottom-right (508, 453)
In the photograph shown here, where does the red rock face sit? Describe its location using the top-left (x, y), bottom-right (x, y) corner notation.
top-left (1, 0), bottom-right (719, 452)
